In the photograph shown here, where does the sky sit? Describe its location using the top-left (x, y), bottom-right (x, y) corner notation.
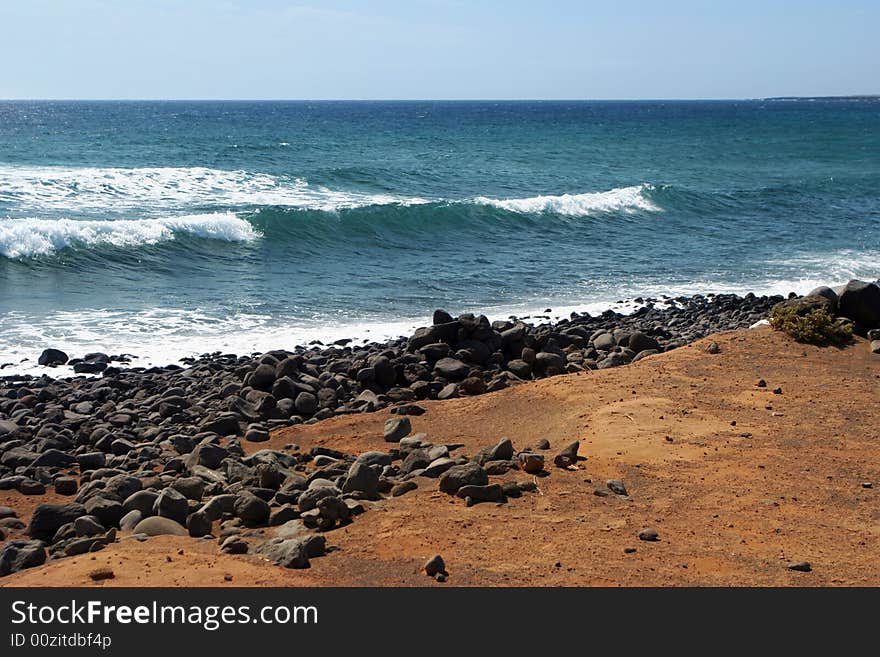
top-left (0, 0), bottom-right (877, 100)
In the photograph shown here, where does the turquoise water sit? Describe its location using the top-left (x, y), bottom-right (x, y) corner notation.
top-left (0, 100), bottom-right (878, 370)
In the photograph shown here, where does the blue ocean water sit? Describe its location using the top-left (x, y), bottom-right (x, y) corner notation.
top-left (0, 100), bottom-right (878, 371)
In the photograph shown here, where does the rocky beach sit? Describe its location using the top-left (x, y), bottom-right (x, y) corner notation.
top-left (1, 281), bottom-right (878, 585)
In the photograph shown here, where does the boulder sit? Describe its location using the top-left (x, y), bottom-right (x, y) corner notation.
top-left (838, 280), bottom-right (880, 328)
top-left (28, 502), bottom-right (86, 541)
top-left (38, 348), bottom-right (68, 366)
top-left (341, 462), bottom-right (379, 499)
top-left (132, 516), bottom-right (187, 537)
top-left (0, 540), bottom-right (47, 577)
top-left (233, 492), bottom-right (270, 525)
top-left (383, 416), bottom-right (412, 442)
top-left (254, 535), bottom-right (326, 569)
top-left (439, 463), bottom-right (489, 494)
top-left (433, 358), bottom-right (470, 381)
top-left (153, 488), bottom-right (189, 525)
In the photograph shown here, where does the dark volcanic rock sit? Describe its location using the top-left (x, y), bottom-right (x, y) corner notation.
top-left (153, 488), bottom-right (189, 525)
top-left (233, 492), bottom-right (270, 525)
top-left (1, 540), bottom-right (47, 576)
top-left (38, 348), bottom-right (68, 366)
top-left (439, 463), bottom-right (488, 494)
top-left (553, 440), bottom-right (580, 468)
top-left (838, 279), bottom-right (880, 328)
top-left (255, 535), bottom-right (326, 569)
top-left (28, 503), bottom-right (86, 541)
top-left (383, 416), bottom-right (412, 442)
top-left (341, 462), bottom-right (379, 499)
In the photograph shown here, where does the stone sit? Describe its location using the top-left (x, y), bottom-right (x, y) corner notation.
top-left (187, 511), bottom-right (212, 538)
top-left (433, 357), bottom-right (470, 381)
top-left (705, 341), bottom-right (721, 354)
top-left (439, 463), bottom-right (489, 494)
top-left (424, 554), bottom-right (446, 577)
top-left (422, 457), bottom-right (456, 478)
top-left (250, 363), bottom-right (277, 391)
top-left (153, 488), bottom-right (189, 525)
top-left (54, 477), bottom-right (78, 496)
top-left (0, 540), bottom-right (47, 576)
top-left (19, 479), bottom-right (46, 495)
top-left (383, 416), bottom-right (412, 442)
top-left (400, 449), bottom-right (431, 475)
top-left (607, 479), bottom-right (628, 496)
top-left (28, 502), bottom-right (86, 541)
top-left (788, 561), bottom-right (812, 572)
top-left (838, 280), bottom-right (880, 328)
top-left (220, 536), bottom-right (250, 554)
top-left (132, 516), bottom-right (187, 537)
top-left (123, 490), bottom-right (159, 517)
top-left (269, 505), bottom-right (300, 526)
top-left (341, 462), bottom-right (379, 499)
top-left (88, 568), bottom-right (115, 581)
top-left (506, 359), bottom-right (532, 379)
top-left (316, 496), bottom-right (349, 522)
top-left (518, 452), bottom-right (544, 474)
top-left (199, 494), bottom-right (237, 521)
top-left (297, 485), bottom-right (342, 512)
top-left (871, 340), bottom-right (880, 355)
top-left (0, 419), bottom-right (21, 440)
top-left (391, 481), bottom-right (418, 497)
top-left (294, 392), bottom-right (318, 416)
top-left (475, 438), bottom-right (514, 464)
top-left (459, 376), bottom-right (486, 395)
top-left (255, 535), bottom-right (326, 568)
top-left (434, 382), bottom-right (458, 401)
top-left (245, 428), bottom-right (270, 443)
top-left (74, 515), bottom-right (106, 537)
top-left (171, 476), bottom-right (205, 501)
top-left (84, 496), bottom-right (124, 528)
top-left (38, 348), bottom-right (68, 366)
top-left (355, 451), bottom-right (393, 468)
top-left (391, 403), bottom-right (427, 416)
top-left (533, 352), bottom-right (565, 377)
top-left (638, 528), bottom-right (659, 542)
top-left (553, 440), bottom-right (580, 468)
top-left (628, 331), bottom-right (661, 353)
top-left (233, 492), bottom-right (270, 525)
top-left (456, 483), bottom-right (504, 503)
top-left (119, 510), bottom-right (143, 531)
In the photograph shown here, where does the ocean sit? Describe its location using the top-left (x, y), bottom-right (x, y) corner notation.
top-left (1, 99), bottom-right (878, 374)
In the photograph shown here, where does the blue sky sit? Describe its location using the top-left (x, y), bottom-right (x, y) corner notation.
top-left (1, 0), bottom-right (876, 99)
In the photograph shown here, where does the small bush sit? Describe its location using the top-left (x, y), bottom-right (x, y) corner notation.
top-left (769, 305), bottom-right (852, 346)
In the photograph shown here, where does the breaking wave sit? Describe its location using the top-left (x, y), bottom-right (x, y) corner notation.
top-left (0, 212), bottom-right (257, 258)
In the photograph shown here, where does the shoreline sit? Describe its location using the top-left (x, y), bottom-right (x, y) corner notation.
top-left (3, 289), bottom-right (783, 382)
top-left (1, 280), bottom-right (878, 584)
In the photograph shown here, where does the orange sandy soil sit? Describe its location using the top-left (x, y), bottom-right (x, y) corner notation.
top-left (2, 326), bottom-right (878, 587)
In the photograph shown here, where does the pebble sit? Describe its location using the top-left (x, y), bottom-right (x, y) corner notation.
top-left (788, 561), bottom-right (812, 572)
top-left (606, 479), bottom-right (628, 496)
top-left (638, 528), bottom-right (659, 542)
top-left (88, 567), bottom-right (115, 581)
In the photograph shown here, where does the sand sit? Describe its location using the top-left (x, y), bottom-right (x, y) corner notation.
top-left (2, 326), bottom-right (878, 587)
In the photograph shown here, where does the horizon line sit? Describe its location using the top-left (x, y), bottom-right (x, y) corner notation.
top-left (1, 94), bottom-right (878, 103)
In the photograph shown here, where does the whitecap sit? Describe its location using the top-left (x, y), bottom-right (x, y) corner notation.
top-left (0, 212), bottom-right (257, 258)
top-left (474, 184), bottom-right (661, 216)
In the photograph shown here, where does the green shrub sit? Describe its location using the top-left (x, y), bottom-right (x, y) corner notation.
top-left (769, 305), bottom-right (852, 346)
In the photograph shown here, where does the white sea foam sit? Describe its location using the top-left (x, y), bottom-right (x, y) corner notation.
top-left (474, 185), bottom-right (660, 216)
top-left (0, 212), bottom-right (257, 258)
top-left (0, 164), bottom-right (427, 213)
